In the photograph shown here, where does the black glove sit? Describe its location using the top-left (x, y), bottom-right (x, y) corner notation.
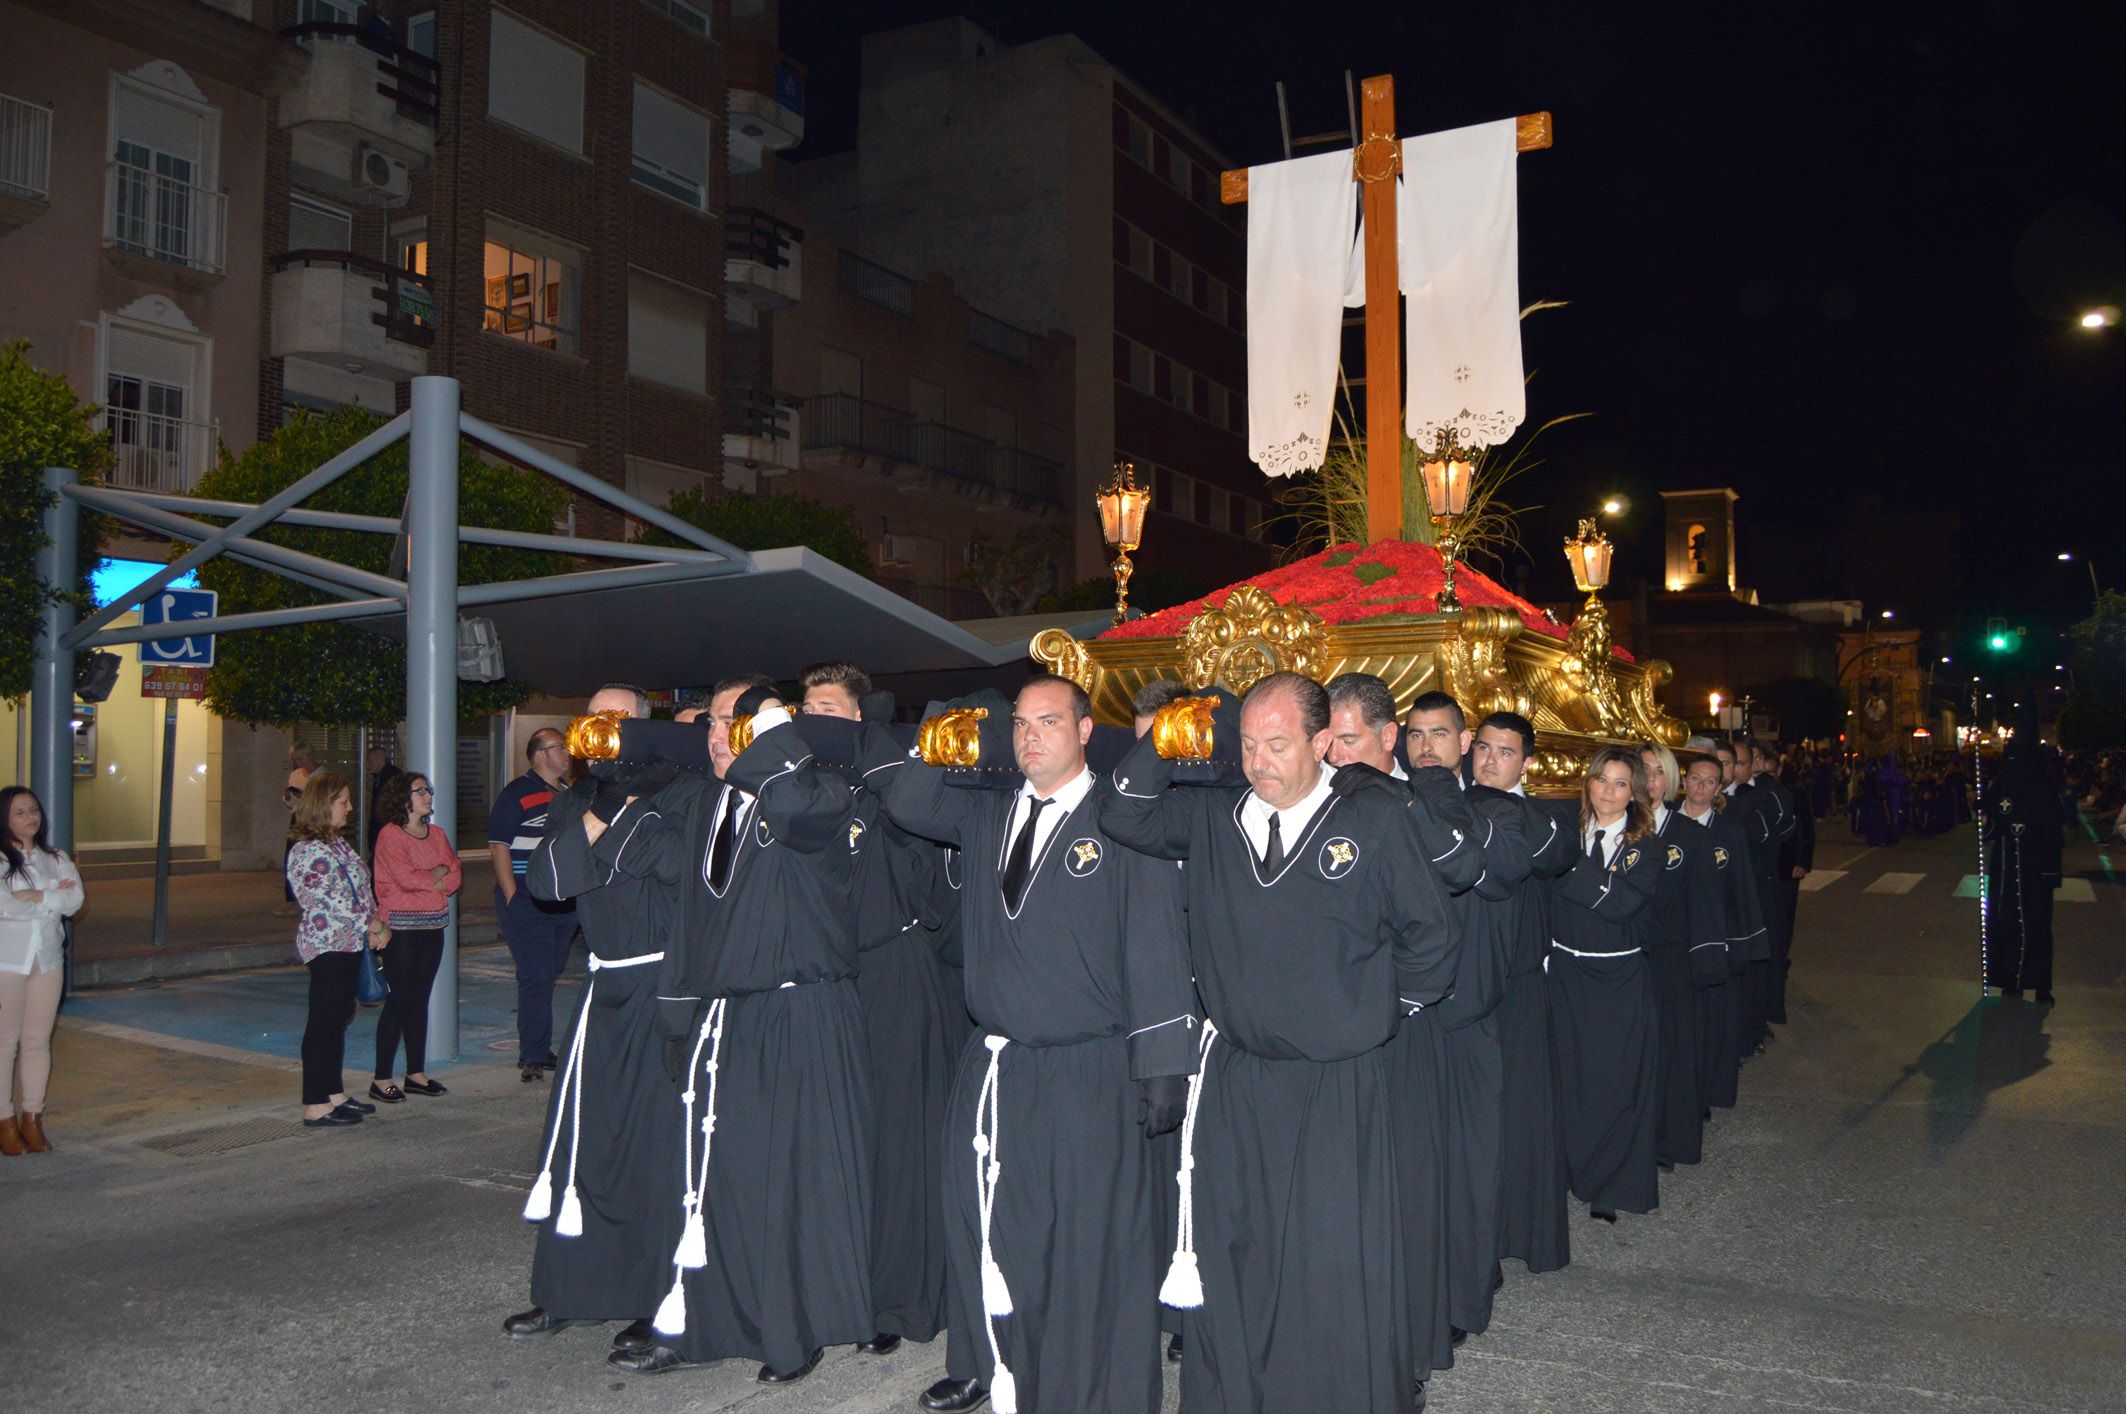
top-left (1138, 1074), bottom-right (1190, 1137)
top-left (662, 1035), bottom-right (690, 1086)
top-left (859, 689), bottom-right (898, 724)
top-left (618, 758), bottom-right (682, 798)
top-left (735, 683), bottom-right (783, 719)
top-left (588, 777), bottom-right (633, 825)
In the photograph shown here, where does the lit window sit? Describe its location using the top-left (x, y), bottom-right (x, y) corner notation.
top-left (483, 229), bottom-right (579, 355)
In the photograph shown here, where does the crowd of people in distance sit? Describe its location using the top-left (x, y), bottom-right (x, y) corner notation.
top-left (483, 663), bottom-right (1812, 1414)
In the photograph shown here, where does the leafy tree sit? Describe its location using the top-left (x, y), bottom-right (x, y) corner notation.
top-left (963, 524), bottom-right (1070, 616)
top-left (188, 407), bottom-right (566, 726)
top-left (1, 342), bottom-right (110, 700)
top-left (2058, 590), bottom-right (2126, 751)
top-left (644, 486), bottom-right (873, 578)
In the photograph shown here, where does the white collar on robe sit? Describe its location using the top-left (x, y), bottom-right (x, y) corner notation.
top-left (1241, 763), bottom-right (1336, 858)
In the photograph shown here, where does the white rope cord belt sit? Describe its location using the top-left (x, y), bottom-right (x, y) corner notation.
top-left (1160, 1019), bottom-right (1219, 1312)
top-left (652, 995), bottom-right (729, 1337)
top-left (521, 951), bottom-right (666, 1237)
top-left (970, 1034), bottom-right (1024, 1413)
top-left (1548, 941), bottom-right (1642, 958)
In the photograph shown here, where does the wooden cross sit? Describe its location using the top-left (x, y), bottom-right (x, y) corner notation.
top-left (1221, 77), bottom-right (1553, 544)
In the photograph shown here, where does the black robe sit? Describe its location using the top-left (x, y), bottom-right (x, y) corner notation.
top-left (594, 718), bottom-right (874, 1371)
top-left (522, 773), bottom-right (685, 1322)
top-left (1753, 771), bottom-right (1802, 1025)
top-left (1494, 792), bottom-right (1576, 1274)
top-left (1677, 805), bottom-right (1762, 1112)
top-left (1640, 808), bottom-right (1729, 1167)
top-left (1980, 748), bottom-right (2066, 994)
top-left (1102, 742), bottom-right (1458, 1414)
top-left (1724, 781), bottom-right (1782, 1049)
top-left (878, 746), bottom-right (1199, 1414)
top-left (1546, 827), bottom-right (1660, 1215)
top-left (850, 790), bottom-right (965, 1343)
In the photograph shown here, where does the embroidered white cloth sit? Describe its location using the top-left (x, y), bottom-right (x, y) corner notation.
top-left (1397, 118), bottom-right (1524, 452)
top-left (1245, 149), bottom-right (1361, 477)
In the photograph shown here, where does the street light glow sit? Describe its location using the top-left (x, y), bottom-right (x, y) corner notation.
top-left (1601, 497), bottom-right (1624, 515)
top-left (1940, 655), bottom-right (1952, 663)
top-left (2058, 552), bottom-right (2074, 561)
top-left (1880, 609), bottom-right (1894, 619)
top-left (2080, 305), bottom-right (2118, 330)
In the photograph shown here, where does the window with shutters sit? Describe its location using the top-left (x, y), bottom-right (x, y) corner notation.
top-left (483, 223), bottom-right (579, 355)
top-left (488, 10), bottom-right (585, 156)
top-left (104, 322), bottom-right (210, 492)
top-left (641, 0), bottom-right (711, 37)
top-left (627, 272), bottom-right (709, 393)
top-left (631, 82), bottom-right (711, 210)
top-left (407, 11), bottom-right (437, 58)
top-left (108, 76), bottom-right (220, 272)
top-left (288, 193), bottom-right (351, 252)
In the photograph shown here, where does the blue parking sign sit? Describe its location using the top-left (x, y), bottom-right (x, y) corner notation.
top-left (139, 587), bottom-right (218, 667)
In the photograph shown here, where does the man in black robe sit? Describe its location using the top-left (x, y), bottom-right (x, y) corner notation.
top-left (872, 674), bottom-right (1199, 1414)
top-left (1103, 672), bottom-right (1459, 1414)
top-left (1748, 739), bottom-right (1803, 1026)
top-left (507, 683), bottom-right (683, 1356)
top-left (1981, 732), bottom-right (2065, 1003)
top-left (800, 661), bottom-right (963, 1354)
top-left (1677, 754), bottom-right (1765, 1112)
top-left (1717, 740), bottom-right (1781, 1052)
top-left (587, 683), bottom-right (874, 1386)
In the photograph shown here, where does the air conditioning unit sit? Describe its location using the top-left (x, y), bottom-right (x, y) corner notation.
top-left (352, 144), bottom-right (411, 204)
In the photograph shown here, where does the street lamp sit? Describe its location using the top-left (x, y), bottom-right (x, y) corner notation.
top-left (1095, 460), bottom-right (1150, 627)
top-left (2080, 305), bottom-right (2119, 330)
top-left (1420, 450), bottom-right (1473, 611)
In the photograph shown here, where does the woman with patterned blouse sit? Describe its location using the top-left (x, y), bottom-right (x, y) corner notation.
top-left (286, 773), bottom-right (390, 1129)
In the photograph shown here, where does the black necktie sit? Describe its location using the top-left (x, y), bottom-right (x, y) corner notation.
top-left (709, 791), bottom-right (741, 890)
top-left (1262, 811), bottom-right (1285, 874)
top-left (1001, 796), bottom-right (1052, 910)
top-left (1589, 826), bottom-right (1606, 863)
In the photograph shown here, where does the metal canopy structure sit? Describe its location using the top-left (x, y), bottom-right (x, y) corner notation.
top-left (28, 376), bottom-right (1038, 1057)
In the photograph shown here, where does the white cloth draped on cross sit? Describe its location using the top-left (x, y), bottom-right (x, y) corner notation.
top-left (1245, 117), bottom-right (1525, 476)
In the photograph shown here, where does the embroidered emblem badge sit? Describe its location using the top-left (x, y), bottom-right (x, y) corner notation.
top-left (1623, 847), bottom-right (1641, 870)
top-left (848, 818), bottom-right (868, 852)
top-left (1320, 837), bottom-right (1360, 879)
top-left (1713, 846), bottom-right (1730, 867)
top-left (1665, 844), bottom-right (1684, 870)
top-left (1066, 838), bottom-right (1102, 876)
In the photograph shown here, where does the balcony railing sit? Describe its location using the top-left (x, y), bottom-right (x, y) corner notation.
top-left (967, 308), bottom-right (1033, 364)
top-left (723, 386), bottom-right (796, 441)
top-left (801, 394), bottom-right (1064, 508)
top-left (728, 207), bottom-right (803, 270)
top-left (0, 93), bottom-right (52, 202)
top-left (837, 250), bottom-right (915, 315)
top-left (105, 162), bottom-right (227, 276)
top-left (282, 22), bottom-right (441, 128)
top-left (101, 409), bottom-right (218, 493)
top-left (271, 249), bottom-right (436, 347)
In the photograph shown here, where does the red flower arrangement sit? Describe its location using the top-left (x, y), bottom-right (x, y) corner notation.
top-left (1101, 539), bottom-right (1634, 661)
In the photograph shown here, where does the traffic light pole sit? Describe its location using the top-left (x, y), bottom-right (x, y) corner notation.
top-left (30, 468), bottom-right (79, 853)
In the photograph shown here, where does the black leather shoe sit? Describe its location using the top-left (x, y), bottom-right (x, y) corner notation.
top-left (756, 1347), bottom-right (823, 1384)
top-left (521, 1065), bottom-right (544, 1083)
top-left (1658, 1160), bottom-right (1676, 1173)
top-left (2037, 991), bottom-right (2055, 1005)
top-left (1491, 1266), bottom-right (1504, 1295)
top-left (2003, 987), bottom-right (2024, 998)
top-left (335, 1097), bottom-right (376, 1115)
top-left (1167, 1329), bottom-right (1184, 1362)
top-left (920, 1377), bottom-right (990, 1412)
top-left (609, 1343), bottom-right (696, 1375)
top-left (368, 1082), bottom-right (405, 1104)
top-left (302, 1111), bottom-right (361, 1128)
top-left (611, 1319), bottom-right (656, 1353)
top-left (1414, 1378), bottom-right (1428, 1410)
top-left (403, 1076), bottom-right (448, 1096)
top-left (503, 1306), bottom-right (590, 1338)
top-left (1701, 1108), bottom-right (1713, 1123)
top-left (1590, 1207), bottom-right (1618, 1224)
top-left (1450, 1327), bottom-right (1468, 1348)
top-left (855, 1332), bottom-right (901, 1355)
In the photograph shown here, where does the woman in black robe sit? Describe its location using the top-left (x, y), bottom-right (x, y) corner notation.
top-left (1545, 747), bottom-right (1661, 1221)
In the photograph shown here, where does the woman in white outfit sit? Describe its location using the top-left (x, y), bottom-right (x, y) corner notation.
top-left (0, 786), bottom-right (85, 1156)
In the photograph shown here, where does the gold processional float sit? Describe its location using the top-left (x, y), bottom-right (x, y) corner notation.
top-left (1032, 487), bottom-right (1688, 795)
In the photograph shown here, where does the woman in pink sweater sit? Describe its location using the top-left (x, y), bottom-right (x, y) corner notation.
top-left (369, 771), bottom-right (462, 1103)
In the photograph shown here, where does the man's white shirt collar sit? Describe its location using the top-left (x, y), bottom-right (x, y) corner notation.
top-left (1007, 763), bottom-right (1093, 863)
top-left (1241, 762), bottom-right (1336, 859)
top-left (1580, 815), bottom-right (1627, 864)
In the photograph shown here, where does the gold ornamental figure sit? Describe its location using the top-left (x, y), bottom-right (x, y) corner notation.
top-left (916, 706), bottom-right (989, 767)
top-left (1151, 697), bottom-right (1219, 761)
top-left (565, 711), bottom-right (627, 761)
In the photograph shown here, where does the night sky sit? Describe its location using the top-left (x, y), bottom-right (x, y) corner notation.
top-left (782, 2), bottom-right (2123, 658)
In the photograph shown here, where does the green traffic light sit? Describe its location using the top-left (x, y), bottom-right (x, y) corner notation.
top-left (1989, 634), bottom-right (2009, 650)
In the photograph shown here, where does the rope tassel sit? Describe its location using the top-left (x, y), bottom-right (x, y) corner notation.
top-left (520, 1170), bottom-right (554, 1223)
top-left (555, 1184), bottom-right (584, 1238)
top-left (1160, 1022), bottom-right (1218, 1310)
top-left (989, 1365), bottom-right (1019, 1414)
top-left (653, 1271), bottom-right (688, 1337)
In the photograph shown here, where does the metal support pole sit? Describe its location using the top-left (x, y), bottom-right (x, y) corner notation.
top-left (406, 377), bottom-right (462, 1060)
top-left (151, 696), bottom-right (177, 948)
top-left (31, 468), bottom-right (79, 852)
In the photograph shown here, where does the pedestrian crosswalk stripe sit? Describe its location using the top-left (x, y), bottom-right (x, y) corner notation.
top-left (1798, 870), bottom-right (1847, 892)
top-left (1863, 872), bottom-right (1924, 895)
top-left (1954, 875), bottom-right (1981, 899)
top-left (2059, 877), bottom-right (2095, 903)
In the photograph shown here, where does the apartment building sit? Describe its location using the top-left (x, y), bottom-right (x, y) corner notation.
top-left (793, 18), bottom-right (1277, 593)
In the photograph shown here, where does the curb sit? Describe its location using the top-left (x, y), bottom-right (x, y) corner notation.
top-left (73, 921), bottom-right (504, 989)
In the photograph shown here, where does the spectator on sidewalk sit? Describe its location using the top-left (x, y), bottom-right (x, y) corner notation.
top-left (489, 730), bottom-right (578, 1083)
top-left (288, 774), bottom-right (389, 1130)
top-left (366, 744), bottom-right (404, 857)
top-left (369, 771), bottom-right (460, 1104)
top-left (279, 742), bottom-right (318, 916)
top-left (0, 786), bottom-right (84, 1156)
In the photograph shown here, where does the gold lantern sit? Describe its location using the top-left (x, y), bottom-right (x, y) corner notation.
top-left (1563, 517), bottom-right (1614, 599)
top-left (1421, 451), bottom-right (1475, 612)
top-left (1096, 461), bottom-right (1152, 627)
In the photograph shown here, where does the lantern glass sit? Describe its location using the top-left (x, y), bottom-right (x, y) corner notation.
top-left (1096, 466), bottom-right (1149, 550)
top-left (1421, 456), bottom-right (1472, 519)
top-left (1565, 537), bottom-right (1613, 592)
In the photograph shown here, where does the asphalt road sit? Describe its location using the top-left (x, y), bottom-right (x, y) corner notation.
top-left (6, 819), bottom-right (2122, 1412)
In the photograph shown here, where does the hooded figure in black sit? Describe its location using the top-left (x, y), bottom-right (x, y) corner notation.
top-left (1466, 713), bottom-right (1577, 1279)
top-left (799, 663), bottom-right (966, 1350)
top-left (1102, 673), bottom-right (1459, 1414)
top-left (587, 687), bottom-right (874, 1385)
top-left (1546, 746), bottom-right (1662, 1220)
top-left (870, 675), bottom-right (1199, 1414)
top-left (1981, 730), bottom-right (2066, 1001)
top-left (508, 685), bottom-right (685, 1353)
top-left (1676, 752), bottom-right (1767, 1113)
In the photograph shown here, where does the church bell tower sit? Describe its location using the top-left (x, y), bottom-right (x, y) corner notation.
top-left (1658, 487), bottom-right (1739, 594)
